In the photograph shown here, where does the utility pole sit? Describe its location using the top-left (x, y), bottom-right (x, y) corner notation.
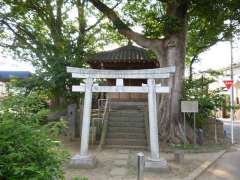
top-left (230, 21), bottom-right (235, 144)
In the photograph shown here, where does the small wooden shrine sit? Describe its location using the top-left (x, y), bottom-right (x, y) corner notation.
top-left (88, 43), bottom-right (159, 101)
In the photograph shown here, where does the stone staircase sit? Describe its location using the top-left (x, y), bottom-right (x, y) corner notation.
top-left (105, 101), bottom-right (148, 149)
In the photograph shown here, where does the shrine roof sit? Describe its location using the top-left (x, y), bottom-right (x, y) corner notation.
top-left (88, 44), bottom-right (155, 63)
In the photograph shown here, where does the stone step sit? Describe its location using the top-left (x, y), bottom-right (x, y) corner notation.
top-left (92, 109), bottom-right (99, 113)
top-left (111, 103), bottom-right (145, 107)
top-left (110, 101), bottom-right (146, 106)
top-left (91, 114), bottom-right (100, 118)
top-left (107, 132), bottom-right (146, 139)
top-left (110, 109), bottom-right (144, 113)
top-left (108, 121), bottom-right (145, 128)
top-left (110, 103), bottom-right (145, 109)
top-left (105, 145), bottom-right (148, 150)
top-left (109, 116), bottom-right (144, 122)
top-left (106, 138), bottom-right (147, 146)
top-left (111, 107), bottom-right (144, 111)
top-left (110, 112), bottom-right (144, 118)
top-left (108, 127), bottom-right (145, 133)
top-left (111, 108), bottom-right (144, 112)
top-left (110, 114), bottom-right (144, 118)
top-left (109, 116), bottom-right (144, 121)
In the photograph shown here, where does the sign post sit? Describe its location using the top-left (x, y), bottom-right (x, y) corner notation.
top-left (223, 80), bottom-right (233, 90)
top-left (181, 101), bottom-right (198, 145)
top-left (223, 80), bottom-right (234, 144)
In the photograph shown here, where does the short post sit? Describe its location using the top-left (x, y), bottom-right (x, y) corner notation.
top-left (67, 104), bottom-right (77, 139)
top-left (214, 117), bottom-right (218, 144)
top-left (184, 112), bottom-right (186, 144)
top-left (193, 112), bottom-right (196, 145)
top-left (174, 150), bottom-right (184, 164)
top-left (137, 152), bottom-right (145, 180)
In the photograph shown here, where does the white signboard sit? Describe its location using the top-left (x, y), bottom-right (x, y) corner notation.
top-left (181, 101), bottom-right (198, 113)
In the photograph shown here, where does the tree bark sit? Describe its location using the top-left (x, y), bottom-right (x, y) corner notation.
top-left (158, 1), bottom-right (189, 143)
top-left (158, 33), bottom-right (187, 143)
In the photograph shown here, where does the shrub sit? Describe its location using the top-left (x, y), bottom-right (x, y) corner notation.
top-left (0, 92), bottom-right (68, 179)
top-left (0, 119), bottom-right (68, 179)
top-left (183, 70), bottom-right (225, 128)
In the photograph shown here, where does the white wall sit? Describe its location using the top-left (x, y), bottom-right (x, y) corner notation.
top-left (0, 82), bottom-right (7, 97)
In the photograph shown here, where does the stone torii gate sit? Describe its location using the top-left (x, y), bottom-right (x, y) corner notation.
top-left (67, 66), bottom-right (175, 169)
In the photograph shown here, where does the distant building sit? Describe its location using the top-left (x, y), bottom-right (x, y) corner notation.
top-left (213, 63), bottom-right (240, 99)
top-left (207, 63), bottom-right (240, 119)
top-left (0, 71), bottom-right (32, 97)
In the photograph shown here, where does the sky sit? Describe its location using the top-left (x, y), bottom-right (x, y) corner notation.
top-left (194, 40), bottom-right (240, 72)
top-left (0, 55), bottom-right (35, 72)
top-left (0, 40), bottom-right (239, 73)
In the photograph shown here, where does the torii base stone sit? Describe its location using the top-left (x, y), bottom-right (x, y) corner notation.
top-left (69, 154), bottom-right (97, 168)
top-left (145, 157), bottom-right (169, 171)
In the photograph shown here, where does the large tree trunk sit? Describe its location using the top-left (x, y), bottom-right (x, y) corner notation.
top-left (157, 2), bottom-right (188, 143)
top-left (157, 33), bottom-right (187, 143)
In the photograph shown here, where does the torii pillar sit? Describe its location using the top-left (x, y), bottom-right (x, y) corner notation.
top-left (70, 78), bottom-right (97, 168)
top-left (145, 78), bottom-right (167, 169)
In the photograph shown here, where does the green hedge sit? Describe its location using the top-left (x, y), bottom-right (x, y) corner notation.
top-left (0, 92), bottom-right (68, 179)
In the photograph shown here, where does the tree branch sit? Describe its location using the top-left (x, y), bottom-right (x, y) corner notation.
top-left (0, 43), bottom-right (18, 49)
top-left (76, 0), bottom-right (86, 49)
top-left (1, 19), bottom-right (53, 60)
top-left (89, 0), bottom-right (163, 51)
top-left (85, 1), bottom-right (120, 32)
top-left (188, 36), bottom-right (224, 80)
top-left (1, 20), bottom-right (36, 51)
top-left (45, 0), bottom-right (63, 47)
top-left (56, 0), bottom-right (64, 30)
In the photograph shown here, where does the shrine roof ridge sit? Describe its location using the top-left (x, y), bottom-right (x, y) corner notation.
top-left (88, 44), bottom-right (155, 63)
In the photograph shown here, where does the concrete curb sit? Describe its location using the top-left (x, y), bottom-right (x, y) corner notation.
top-left (183, 150), bottom-right (226, 180)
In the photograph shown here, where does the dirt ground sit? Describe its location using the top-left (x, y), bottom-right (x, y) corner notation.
top-left (62, 138), bottom-right (225, 180)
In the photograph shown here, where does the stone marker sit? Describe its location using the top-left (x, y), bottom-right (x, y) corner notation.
top-left (174, 150), bottom-right (184, 164)
top-left (67, 104), bottom-right (77, 139)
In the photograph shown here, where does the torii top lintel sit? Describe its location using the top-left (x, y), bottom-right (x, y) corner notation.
top-left (66, 66), bottom-right (176, 79)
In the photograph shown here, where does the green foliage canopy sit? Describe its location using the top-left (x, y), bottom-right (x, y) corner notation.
top-left (0, 0), bottom-right (123, 102)
top-left (122, 0), bottom-right (239, 68)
